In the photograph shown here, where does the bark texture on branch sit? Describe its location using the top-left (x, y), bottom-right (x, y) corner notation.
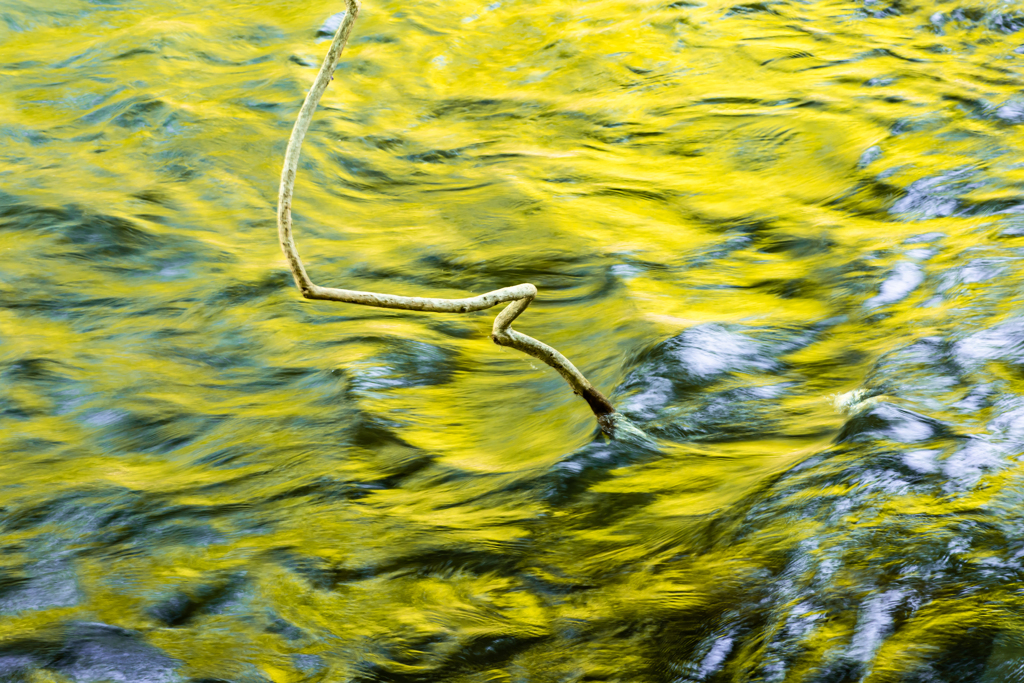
top-left (276, 0), bottom-right (620, 435)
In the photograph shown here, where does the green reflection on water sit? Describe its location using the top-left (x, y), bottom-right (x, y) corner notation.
top-left (2, 0), bottom-right (1024, 681)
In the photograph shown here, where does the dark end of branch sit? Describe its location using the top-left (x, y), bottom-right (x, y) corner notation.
top-left (581, 386), bottom-right (615, 418)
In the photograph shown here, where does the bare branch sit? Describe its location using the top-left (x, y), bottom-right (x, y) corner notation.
top-left (276, 0), bottom-right (619, 435)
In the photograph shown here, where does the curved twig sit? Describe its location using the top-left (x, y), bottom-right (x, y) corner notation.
top-left (277, 0), bottom-right (617, 435)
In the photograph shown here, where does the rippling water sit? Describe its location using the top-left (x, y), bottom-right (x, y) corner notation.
top-left (3, 0), bottom-right (1024, 680)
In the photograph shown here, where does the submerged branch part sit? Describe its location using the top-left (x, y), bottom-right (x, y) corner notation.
top-left (276, 0), bottom-right (618, 435)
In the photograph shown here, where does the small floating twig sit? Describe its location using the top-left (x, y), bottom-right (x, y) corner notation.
top-left (276, 0), bottom-right (619, 435)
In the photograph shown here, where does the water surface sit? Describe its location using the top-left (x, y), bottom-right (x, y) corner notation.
top-left (2, 0), bottom-right (1024, 680)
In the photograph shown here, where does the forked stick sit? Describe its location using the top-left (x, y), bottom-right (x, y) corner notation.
top-left (276, 0), bottom-right (618, 435)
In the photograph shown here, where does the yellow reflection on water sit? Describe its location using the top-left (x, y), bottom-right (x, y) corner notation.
top-left (2, 0), bottom-right (1024, 679)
